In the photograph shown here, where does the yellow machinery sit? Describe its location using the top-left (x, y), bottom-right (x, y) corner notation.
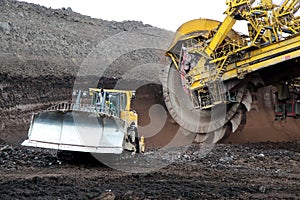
top-left (164, 0), bottom-right (300, 142)
top-left (22, 88), bottom-right (144, 154)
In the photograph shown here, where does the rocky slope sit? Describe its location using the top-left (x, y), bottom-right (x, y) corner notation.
top-left (0, 0), bottom-right (172, 144)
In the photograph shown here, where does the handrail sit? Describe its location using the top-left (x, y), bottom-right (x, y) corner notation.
top-left (46, 102), bottom-right (119, 117)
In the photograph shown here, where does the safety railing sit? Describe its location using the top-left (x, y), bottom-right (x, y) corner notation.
top-left (46, 102), bottom-right (119, 117)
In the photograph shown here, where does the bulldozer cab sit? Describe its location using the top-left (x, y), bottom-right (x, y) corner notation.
top-left (89, 88), bottom-right (137, 124)
top-left (91, 90), bottom-right (122, 117)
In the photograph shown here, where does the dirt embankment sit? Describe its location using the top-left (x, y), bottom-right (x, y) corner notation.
top-left (0, 0), bottom-right (172, 145)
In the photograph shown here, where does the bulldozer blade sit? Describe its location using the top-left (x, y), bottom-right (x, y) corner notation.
top-left (22, 111), bottom-right (126, 154)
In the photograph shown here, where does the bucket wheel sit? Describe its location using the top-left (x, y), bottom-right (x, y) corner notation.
top-left (163, 19), bottom-right (250, 143)
top-left (162, 63), bottom-right (250, 143)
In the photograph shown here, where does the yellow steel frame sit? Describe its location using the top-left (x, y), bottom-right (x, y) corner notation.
top-left (167, 0), bottom-right (300, 92)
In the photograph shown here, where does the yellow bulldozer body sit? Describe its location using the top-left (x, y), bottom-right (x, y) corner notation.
top-left (22, 88), bottom-right (141, 154)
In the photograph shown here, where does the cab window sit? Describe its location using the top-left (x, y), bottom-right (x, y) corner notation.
top-left (120, 94), bottom-right (127, 110)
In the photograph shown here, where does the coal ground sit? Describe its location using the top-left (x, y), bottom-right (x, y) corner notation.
top-left (0, 142), bottom-right (299, 199)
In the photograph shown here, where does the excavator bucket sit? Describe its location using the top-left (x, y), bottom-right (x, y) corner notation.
top-left (22, 110), bottom-right (126, 154)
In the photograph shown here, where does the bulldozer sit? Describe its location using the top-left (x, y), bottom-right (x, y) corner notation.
top-left (22, 88), bottom-right (144, 154)
top-left (163, 0), bottom-right (300, 143)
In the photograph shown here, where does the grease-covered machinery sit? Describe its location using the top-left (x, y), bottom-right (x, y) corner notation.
top-left (163, 0), bottom-right (300, 142)
top-left (22, 88), bottom-right (144, 154)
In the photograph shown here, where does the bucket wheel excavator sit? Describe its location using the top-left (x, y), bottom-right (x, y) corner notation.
top-left (163, 0), bottom-right (300, 143)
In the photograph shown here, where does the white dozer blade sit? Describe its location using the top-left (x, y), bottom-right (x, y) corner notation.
top-left (22, 111), bottom-right (126, 154)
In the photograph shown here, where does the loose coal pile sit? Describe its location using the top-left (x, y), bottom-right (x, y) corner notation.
top-left (0, 142), bottom-right (299, 199)
top-left (0, 144), bottom-right (59, 170)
